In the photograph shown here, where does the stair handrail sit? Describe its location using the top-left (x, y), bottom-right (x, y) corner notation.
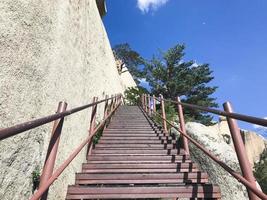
top-left (30, 98), bottom-right (122, 200)
top-left (141, 94), bottom-right (267, 200)
top-left (0, 94), bottom-right (122, 200)
top-left (0, 94), bottom-right (121, 141)
top-left (155, 96), bottom-right (267, 127)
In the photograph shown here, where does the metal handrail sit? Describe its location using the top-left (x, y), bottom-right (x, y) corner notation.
top-left (142, 94), bottom-right (267, 200)
top-left (149, 109), bottom-right (267, 200)
top-left (0, 95), bottom-right (119, 140)
top-left (153, 96), bottom-right (267, 127)
top-left (30, 100), bottom-right (121, 200)
top-left (0, 94), bottom-right (122, 200)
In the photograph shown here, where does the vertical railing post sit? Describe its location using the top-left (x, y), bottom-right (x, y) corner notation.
top-left (110, 95), bottom-right (114, 112)
top-left (148, 94), bottom-right (151, 116)
top-left (114, 95), bottom-right (117, 109)
top-left (177, 97), bottom-right (190, 154)
top-left (141, 94), bottom-right (144, 109)
top-left (102, 95), bottom-right (109, 130)
top-left (119, 94), bottom-right (123, 105)
top-left (159, 94), bottom-right (168, 133)
top-left (152, 95), bottom-right (156, 114)
top-left (39, 101), bottom-right (67, 200)
top-left (223, 102), bottom-right (259, 200)
top-left (88, 97), bottom-right (98, 155)
top-left (103, 95), bottom-right (109, 119)
top-left (144, 94), bottom-right (147, 113)
top-left (143, 94), bottom-right (146, 110)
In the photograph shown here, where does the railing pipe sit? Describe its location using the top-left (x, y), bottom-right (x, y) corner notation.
top-left (89, 97), bottom-right (98, 135)
top-left (163, 98), bottom-right (267, 127)
top-left (144, 94), bottom-right (147, 113)
top-left (104, 95), bottom-right (109, 118)
top-left (223, 102), bottom-right (259, 200)
top-left (152, 110), bottom-right (267, 200)
top-left (159, 94), bottom-right (167, 133)
top-left (39, 101), bottom-right (67, 200)
top-left (177, 97), bottom-right (189, 155)
top-left (110, 95), bottom-right (115, 111)
top-left (141, 94), bottom-right (144, 108)
top-left (88, 97), bottom-right (98, 155)
top-left (148, 94), bottom-right (151, 116)
top-left (0, 96), bottom-right (116, 141)
top-left (29, 101), bottom-right (122, 200)
top-left (152, 95), bottom-right (156, 113)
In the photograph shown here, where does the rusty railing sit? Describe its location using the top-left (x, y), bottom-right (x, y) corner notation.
top-left (0, 94), bottom-right (122, 200)
top-left (141, 94), bottom-right (267, 200)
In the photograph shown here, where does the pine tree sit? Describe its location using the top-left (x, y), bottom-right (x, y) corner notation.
top-left (113, 43), bottom-right (144, 83)
top-left (144, 44), bottom-right (218, 125)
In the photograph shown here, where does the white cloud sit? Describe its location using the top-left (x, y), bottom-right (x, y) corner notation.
top-left (137, 0), bottom-right (169, 13)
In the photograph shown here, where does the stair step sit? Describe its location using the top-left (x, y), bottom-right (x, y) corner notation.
top-left (82, 163), bottom-right (199, 173)
top-left (86, 160), bottom-right (192, 164)
top-left (83, 163), bottom-right (196, 169)
top-left (82, 168), bottom-right (199, 173)
top-left (75, 172), bottom-right (209, 184)
top-left (98, 140), bottom-right (177, 144)
top-left (66, 185), bottom-right (221, 199)
top-left (102, 133), bottom-right (166, 137)
top-left (87, 155), bottom-right (188, 161)
top-left (100, 136), bottom-right (173, 140)
top-left (66, 105), bottom-right (220, 199)
top-left (91, 149), bottom-right (185, 154)
top-left (104, 130), bottom-right (156, 133)
top-left (95, 144), bottom-right (177, 148)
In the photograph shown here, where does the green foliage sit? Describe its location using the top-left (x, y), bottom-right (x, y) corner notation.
top-left (254, 148), bottom-right (267, 193)
top-left (144, 44), bottom-right (218, 125)
top-left (113, 43), bottom-right (145, 83)
top-left (152, 102), bottom-right (177, 130)
top-left (32, 167), bottom-right (40, 193)
top-left (124, 86), bottom-right (148, 105)
top-left (92, 122), bottom-right (103, 145)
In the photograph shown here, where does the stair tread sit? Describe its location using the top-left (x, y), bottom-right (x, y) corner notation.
top-left (66, 185), bottom-right (221, 199)
top-left (65, 105), bottom-right (220, 199)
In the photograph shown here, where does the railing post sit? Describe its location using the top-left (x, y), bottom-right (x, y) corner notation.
top-left (141, 94), bottom-right (145, 109)
top-left (110, 95), bottom-right (114, 112)
top-left (152, 95), bottom-right (156, 114)
top-left (39, 101), bottom-right (67, 200)
top-left (177, 97), bottom-right (190, 155)
top-left (143, 94), bottom-right (146, 110)
top-left (223, 102), bottom-right (259, 200)
top-left (114, 95), bottom-right (117, 109)
top-left (88, 97), bottom-right (98, 155)
top-left (104, 95), bottom-right (109, 119)
top-left (144, 94), bottom-right (147, 113)
top-left (159, 94), bottom-right (168, 133)
top-left (148, 94), bottom-right (151, 116)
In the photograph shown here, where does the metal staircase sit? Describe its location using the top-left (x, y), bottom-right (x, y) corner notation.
top-left (66, 106), bottom-right (221, 199)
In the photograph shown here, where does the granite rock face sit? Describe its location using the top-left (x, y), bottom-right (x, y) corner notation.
top-left (0, 0), bottom-right (134, 199)
top-left (210, 117), bottom-right (267, 167)
top-left (185, 122), bottom-right (249, 200)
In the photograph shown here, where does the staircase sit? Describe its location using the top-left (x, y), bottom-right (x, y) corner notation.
top-left (66, 105), bottom-right (221, 199)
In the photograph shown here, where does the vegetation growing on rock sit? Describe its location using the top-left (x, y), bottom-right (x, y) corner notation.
top-left (254, 148), bottom-right (267, 193)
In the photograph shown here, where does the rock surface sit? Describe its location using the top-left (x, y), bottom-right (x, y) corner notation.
top-left (185, 122), bottom-right (249, 200)
top-left (210, 117), bottom-right (267, 167)
top-left (0, 0), bottom-right (134, 199)
top-left (241, 129), bottom-right (267, 167)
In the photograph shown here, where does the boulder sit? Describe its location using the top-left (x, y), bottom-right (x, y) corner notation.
top-left (186, 122), bottom-right (248, 200)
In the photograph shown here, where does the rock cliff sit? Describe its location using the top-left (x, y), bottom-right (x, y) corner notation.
top-left (185, 120), bottom-right (266, 200)
top-left (210, 117), bottom-right (267, 167)
top-left (0, 0), bottom-right (135, 199)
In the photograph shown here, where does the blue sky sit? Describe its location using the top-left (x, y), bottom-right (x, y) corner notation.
top-left (103, 0), bottom-right (267, 133)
